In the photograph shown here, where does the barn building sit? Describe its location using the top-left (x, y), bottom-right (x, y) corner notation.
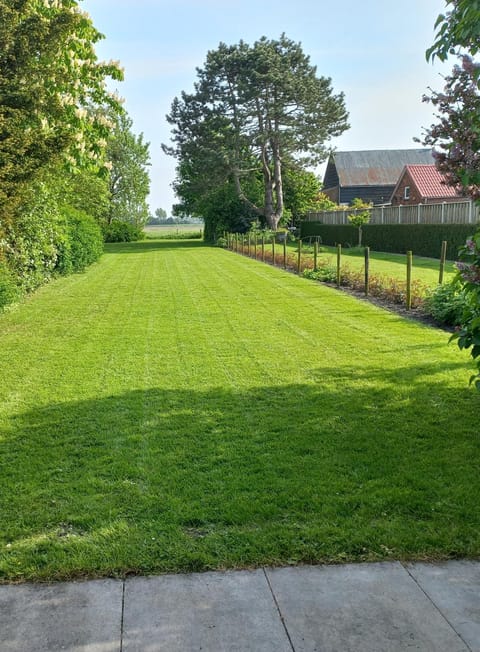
top-left (322, 149), bottom-right (434, 205)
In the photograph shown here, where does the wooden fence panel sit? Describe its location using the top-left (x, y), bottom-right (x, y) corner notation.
top-left (306, 200), bottom-right (478, 225)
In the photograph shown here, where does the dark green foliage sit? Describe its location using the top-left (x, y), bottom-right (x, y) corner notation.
top-left (423, 280), bottom-right (469, 326)
top-left (64, 208), bottom-right (104, 271)
top-left (5, 183), bottom-right (68, 292)
top-left (194, 181), bottom-right (259, 243)
top-left (303, 266), bottom-right (337, 282)
top-left (427, 1), bottom-right (480, 62)
top-left (164, 35), bottom-right (349, 230)
top-left (1, 186), bottom-right (104, 306)
top-left (450, 231), bottom-right (480, 389)
top-left (0, 262), bottom-right (20, 310)
top-left (300, 223), bottom-right (476, 259)
top-left (102, 220), bottom-right (145, 243)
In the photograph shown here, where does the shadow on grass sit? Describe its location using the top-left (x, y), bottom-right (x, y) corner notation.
top-left (104, 240), bottom-right (208, 254)
top-left (1, 366), bottom-right (479, 581)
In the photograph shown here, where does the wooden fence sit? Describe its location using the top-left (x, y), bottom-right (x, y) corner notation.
top-left (305, 200), bottom-right (478, 225)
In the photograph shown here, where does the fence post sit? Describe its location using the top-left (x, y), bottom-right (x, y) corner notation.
top-left (441, 202), bottom-right (445, 224)
top-left (417, 204), bottom-right (421, 224)
top-left (314, 240), bottom-right (318, 271)
top-left (297, 239), bottom-right (302, 275)
top-left (439, 240), bottom-right (448, 284)
top-left (261, 236), bottom-right (265, 262)
top-left (283, 237), bottom-right (287, 269)
top-left (336, 244), bottom-right (342, 287)
top-left (364, 246), bottom-right (370, 296)
top-left (406, 250), bottom-right (413, 310)
top-left (247, 234), bottom-right (251, 257)
top-left (254, 234), bottom-right (257, 259)
top-left (272, 235), bottom-right (276, 266)
top-left (398, 204), bottom-right (402, 224)
top-left (469, 200), bottom-right (474, 224)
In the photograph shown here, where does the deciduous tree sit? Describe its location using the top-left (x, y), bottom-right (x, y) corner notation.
top-left (423, 2), bottom-right (480, 388)
top-left (107, 110), bottom-right (151, 226)
top-left (427, 0), bottom-right (480, 62)
top-left (0, 0), bottom-right (123, 221)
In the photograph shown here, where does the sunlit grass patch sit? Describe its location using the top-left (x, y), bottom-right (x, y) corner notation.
top-left (0, 241), bottom-right (478, 582)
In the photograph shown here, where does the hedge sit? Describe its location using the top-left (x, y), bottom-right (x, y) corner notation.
top-left (0, 261), bottom-right (20, 311)
top-left (102, 220), bottom-right (146, 243)
top-left (64, 208), bottom-right (104, 272)
top-left (299, 222), bottom-right (478, 260)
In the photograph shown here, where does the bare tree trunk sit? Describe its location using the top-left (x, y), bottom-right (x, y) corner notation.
top-left (272, 138), bottom-right (283, 229)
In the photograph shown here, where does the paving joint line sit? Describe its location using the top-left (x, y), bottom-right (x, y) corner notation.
top-left (119, 579), bottom-right (126, 652)
top-left (262, 567), bottom-right (296, 652)
top-left (400, 562), bottom-right (473, 652)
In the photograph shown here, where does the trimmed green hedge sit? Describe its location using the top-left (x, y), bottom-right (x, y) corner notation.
top-left (0, 262), bottom-right (20, 311)
top-left (64, 208), bottom-right (104, 272)
top-left (299, 222), bottom-right (477, 260)
top-left (102, 220), bottom-right (146, 243)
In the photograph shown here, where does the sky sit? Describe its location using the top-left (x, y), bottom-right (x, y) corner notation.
top-left (80, 0), bottom-right (451, 215)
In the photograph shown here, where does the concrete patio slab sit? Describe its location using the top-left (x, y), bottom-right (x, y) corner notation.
top-left (0, 579), bottom-right (123, 652)
top-left (122, 568), bottom-right (292, 652)
top-left (407, 560), bottom-right (480, 652)
top-left (266, 562), bottom-right (470, 652)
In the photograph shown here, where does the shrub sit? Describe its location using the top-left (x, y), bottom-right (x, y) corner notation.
top-left (423, 281), bottom-right (468, 326)
top-left (63, 208), bottom-right (104, 272)
top-left (0, 262), bottom-right (20, 311)
top-left (5, 183), bottom-right (67, 292)
top-left (449, 232), bottom-right (480, 389)
top-left (302, 263), bottom-right (427, 308)
top-left (303, 265), bottom-right (337, 283)
top-left (102, 220), bottom-right (146, 243)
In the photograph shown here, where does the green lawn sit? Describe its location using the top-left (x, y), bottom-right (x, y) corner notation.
top-left (1, 240), bottom-right (479, 582)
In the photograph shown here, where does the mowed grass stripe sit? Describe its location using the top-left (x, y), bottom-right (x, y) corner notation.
top-left (0, 240), bottom-right (479, 582)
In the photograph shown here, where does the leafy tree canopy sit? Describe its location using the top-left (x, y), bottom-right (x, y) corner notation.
top-left (420, 56), bottom-right (480, 198)
top-left (107, 109), bottom-right (151, 226)
top-left (424, 1), bottom-right (480, 389)
top-left (427, 0), bottom-right (480, 62)
top-left (0, 0), bottom-right (123, 220)
top-left (163, 34), bottom-right (349, 231)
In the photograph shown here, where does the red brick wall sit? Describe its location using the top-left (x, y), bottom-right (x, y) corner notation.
top-left (391, 173), bottom-right (421, 205)
top-left (391, 172), bottom-right (461, 205)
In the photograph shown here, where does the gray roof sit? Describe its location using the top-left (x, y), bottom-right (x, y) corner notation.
top-left (332, 149), bottom-right (434, 187)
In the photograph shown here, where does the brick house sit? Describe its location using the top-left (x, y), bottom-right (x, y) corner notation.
top-left (390, 164), bottom-right (462, 205)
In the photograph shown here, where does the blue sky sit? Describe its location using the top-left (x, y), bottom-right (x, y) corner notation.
top-left (81, 0), bottom-right (451, 215)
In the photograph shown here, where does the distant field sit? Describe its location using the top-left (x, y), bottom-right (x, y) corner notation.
top-left (144, 224), bottom-right (203, 236)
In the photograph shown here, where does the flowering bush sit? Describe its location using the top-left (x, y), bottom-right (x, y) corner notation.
top-left (450, 230), bottom-right (480, 389)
